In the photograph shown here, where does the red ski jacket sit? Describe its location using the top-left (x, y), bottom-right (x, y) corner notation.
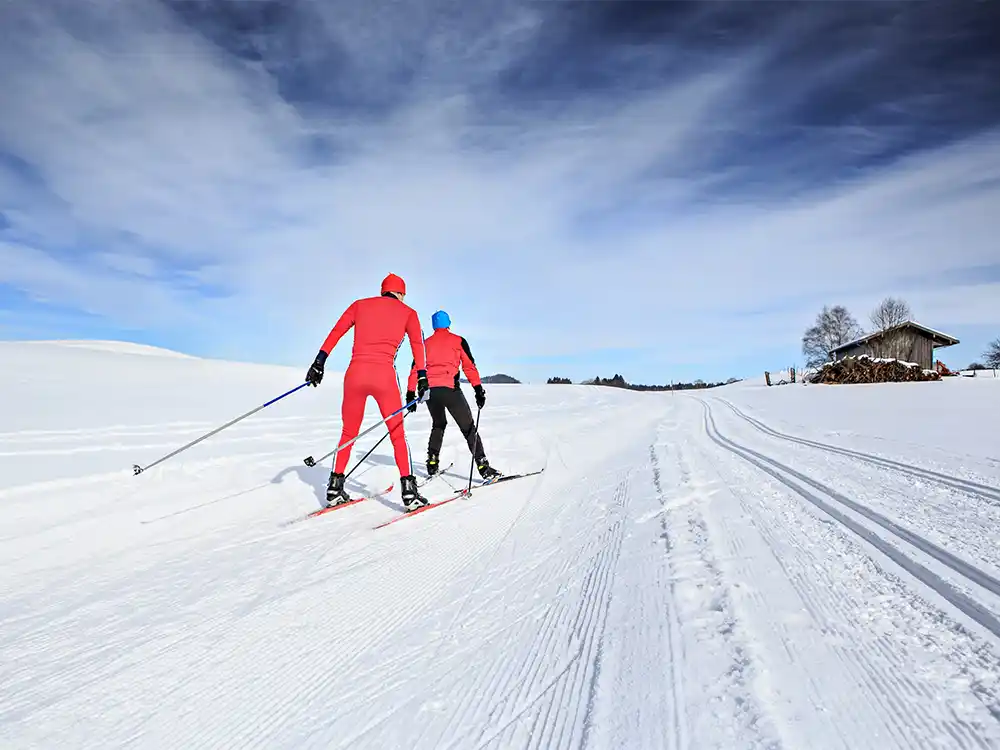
top-left (321, 295), bottom-right (426, 371)
top-left (407, 328), bottom-right (481, 390)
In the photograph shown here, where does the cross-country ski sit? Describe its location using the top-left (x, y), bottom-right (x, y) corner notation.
top-left (373, 470), bottom-right (546, 529)
top-left (284, 463), bottom-right (456, 526)
top-left (285, 484), bottom-right (395, 525)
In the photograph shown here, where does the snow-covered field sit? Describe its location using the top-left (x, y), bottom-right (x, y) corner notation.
top-left (3, 341), bottom-right (1000, 749)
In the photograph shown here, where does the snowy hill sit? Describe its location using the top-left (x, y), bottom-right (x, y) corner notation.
top-left (3, 341), bottom-right (1000, 748)
top-left (13, 339), bottom-right (199, 358)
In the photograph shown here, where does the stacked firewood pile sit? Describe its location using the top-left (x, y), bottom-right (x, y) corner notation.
top-left (808, 355), bottom-right (941, 385)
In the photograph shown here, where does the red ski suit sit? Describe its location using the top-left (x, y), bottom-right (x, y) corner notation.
top-left (407, 328), bottom-right (481, 391)
top-left (321, 295), bottom-right (426, 476)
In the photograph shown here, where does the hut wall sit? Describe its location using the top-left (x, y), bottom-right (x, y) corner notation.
top-left (830, 324), bottom-right (955, 370)
top-left (863, 329), bottom-right (933, 368)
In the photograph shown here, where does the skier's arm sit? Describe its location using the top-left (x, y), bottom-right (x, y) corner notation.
top-left (459, 337), bottom-right (482, 388)
top-left (406, 310), bottom-right (427, 372)
top-left (404, 358), bottom-right (420, 412)
top-left (306, 301), bottom-right (357, 386)
top-left (320, 301), bottom-right (357, 355)
top-left (406, 359), bottom-right (418, 393)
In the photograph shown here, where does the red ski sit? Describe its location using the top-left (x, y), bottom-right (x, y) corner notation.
top-left (372, 469), bottom-right (545, 529)
top-left (372, 489), bottom-right (469, 529)
top-left (282, 483), bottom-right (394, 526)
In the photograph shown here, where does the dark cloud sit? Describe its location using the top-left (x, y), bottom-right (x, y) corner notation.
top-left (156, 0), bottom-right (1000, 197)
top-left (162, 1), bottom-right (381, 116)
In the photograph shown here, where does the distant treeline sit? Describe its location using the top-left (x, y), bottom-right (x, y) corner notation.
top-left (547, 374), bottom-right (739, 390)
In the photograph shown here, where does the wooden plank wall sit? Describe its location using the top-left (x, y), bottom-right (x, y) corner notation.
top-left (834, 331), bottom-right (935, 369)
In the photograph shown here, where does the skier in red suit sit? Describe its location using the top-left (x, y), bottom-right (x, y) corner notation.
top-left (406, 310), bottom-right (501, 481)
top-left (305, 273), bottom-right (430, 510)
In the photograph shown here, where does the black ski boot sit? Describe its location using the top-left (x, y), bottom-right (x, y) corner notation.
top-left (400, 475), bottom-right (429, 511)
top-left (426, 452), bottom-right (440, 477)
top-left (326, 472), bottom-right (352, 507)
top-left (477, 458), bottom-right (501, 482)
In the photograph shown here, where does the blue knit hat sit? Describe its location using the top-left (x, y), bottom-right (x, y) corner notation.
top-left (431, 310), bottom-right (451, 329)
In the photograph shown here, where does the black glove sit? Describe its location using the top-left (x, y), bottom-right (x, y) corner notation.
top-left (306, 350), bottom-right (327, 386)
top-left (405, 390), bottom-right (417, 413)
top-left (416, 370), bottom-right (429, 400)
top-left (474, 384), bottom-right (486, 409)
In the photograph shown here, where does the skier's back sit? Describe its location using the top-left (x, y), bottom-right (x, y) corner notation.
top-left (305, 273), bottom-right (430, 509)
top-left (406, 310), bottom-right (501, 480)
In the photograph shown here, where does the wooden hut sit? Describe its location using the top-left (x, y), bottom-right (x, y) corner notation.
top-left (829, 321), bottom-right (959, 370)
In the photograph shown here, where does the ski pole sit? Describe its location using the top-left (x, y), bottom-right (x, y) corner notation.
top-left (466, 406), bottom-right (482, 494)
top-left (133, 382), bottom-right (311, 475)
top-left (303, 395), bottom-right (422, 467)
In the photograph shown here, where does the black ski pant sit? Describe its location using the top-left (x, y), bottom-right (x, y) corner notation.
top-left (425, 386), bottom-right (484, 460)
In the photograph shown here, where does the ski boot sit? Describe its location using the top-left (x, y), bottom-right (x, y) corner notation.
top-left (325, 472), bottom-right (352, 507)
top-left (477, 458), bottom-right (501, 483)
top-left (400, 475), bottom-right (429, 512)
top-left (426, 452), bottom-right (440, 477)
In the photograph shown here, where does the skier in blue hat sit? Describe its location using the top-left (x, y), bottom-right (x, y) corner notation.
top-left (406, 310), bottom-right (501, 479)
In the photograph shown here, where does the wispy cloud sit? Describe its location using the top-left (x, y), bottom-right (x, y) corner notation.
top-left (1, 0), bottom-right (998, 381)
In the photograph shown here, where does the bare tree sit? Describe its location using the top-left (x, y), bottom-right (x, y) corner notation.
top-left (984, 338), bottom-right (1000, 369)
top-left (802, 305), bottom-right (865, 368)
top-left (864, 297), bottom-right (914, 361)
top-left (870, 296), bottom-right (911, 332)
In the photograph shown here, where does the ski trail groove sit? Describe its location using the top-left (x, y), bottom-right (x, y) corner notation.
top-left (491, 477), bottom-right (627, 749)
top-left (692, 401), bottom-right (1000, 747)
top-left (653, 428), bottom-right (780, 750)
top-left (439, 475), bottom-right (630, 750)
top-left (290, 464), bottom-right (629, 750)
top-left (699, 399), bottom-right (1000, 640)
top-left (712, 397), bottom-right (1000, 574)
top-left (285, 517), bottom-right (530, 748)
top-left (340, 467), bottom-right (556, 750)
top-left (326, 469), bottom-right (628, 750)
top-left (428, 545), bottom-right (594, 747)
top-left (715, 398), bottom-right (1000, 506)
top-left (650, 443), bottom-right (688, 750)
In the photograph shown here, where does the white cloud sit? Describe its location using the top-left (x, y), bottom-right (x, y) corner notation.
top-left (0, 0), bottom-right (998, 379)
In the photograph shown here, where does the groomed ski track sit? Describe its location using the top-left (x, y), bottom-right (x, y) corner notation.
top-left (2, 344), bottom-right (1000, 749)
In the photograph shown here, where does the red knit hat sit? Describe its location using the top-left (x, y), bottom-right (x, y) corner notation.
top-left (380, 273), bottom-right (406, 296)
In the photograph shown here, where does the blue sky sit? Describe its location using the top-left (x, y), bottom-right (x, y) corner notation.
top-left (1, 0), bottom-right (999, 384)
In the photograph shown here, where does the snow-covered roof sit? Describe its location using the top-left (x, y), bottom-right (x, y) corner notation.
top-left (829, 320), bottom-right (960, 355)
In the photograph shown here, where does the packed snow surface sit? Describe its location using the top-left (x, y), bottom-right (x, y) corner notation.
top-left (3, 341), bottom-right (1000, 749)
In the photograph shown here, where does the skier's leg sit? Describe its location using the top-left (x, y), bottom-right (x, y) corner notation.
top-left (334, 367), bottom-right (367, 473)
top-left (327, 366), bottom-right (367, 504)
top-left (371, 372), bottom-right (410, 476)
top-left (371, 367), bottom-right (428, 510)
top-left (447, 389), bottom-right (485, 460)
top-left (447, 389), bottom-right (499, 479)
top-left (426, 388), bottom-right (448, 474)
